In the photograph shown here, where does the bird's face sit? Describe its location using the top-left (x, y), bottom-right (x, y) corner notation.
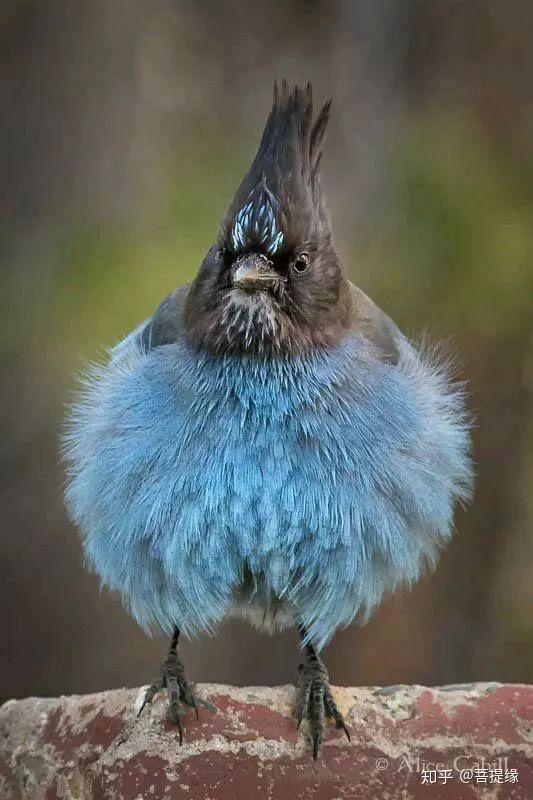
top-left (183, 82), bottom-right (352, 357)
top-left (184, 226), bottom-right (349, 357)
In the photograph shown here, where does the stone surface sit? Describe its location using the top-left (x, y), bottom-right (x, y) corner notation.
top-left (1, 683), bottom-right (532, 799)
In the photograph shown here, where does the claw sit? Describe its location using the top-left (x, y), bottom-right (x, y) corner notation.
top-left (138, 635), bottom-right (214, 745)
top-left (295, 637), bottom-right (350, 760)
top-left (176, 714), bottom-right (184, 746)
top-left (188, 693), bottom-right (199, 720)
top-left (312, 732), bottom-right (322, 761)
top-left (168, 703), bottom-right (181, 726)
top-left (168, 684), bottom-right (185, 745)
top-left (137, 680), bottom-right (162, 717)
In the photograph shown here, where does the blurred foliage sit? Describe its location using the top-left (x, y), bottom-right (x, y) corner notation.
top-left (5, 136), bottom-right (247, 371)
top-left (360, 113), bottom-right (533, 340)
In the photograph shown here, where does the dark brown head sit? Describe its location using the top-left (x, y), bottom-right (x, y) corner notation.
top-left (184, 81), bottom-right (352, 357)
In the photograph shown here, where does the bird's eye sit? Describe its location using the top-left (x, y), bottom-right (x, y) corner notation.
top-left (292, 252), bottom-right (310, 276)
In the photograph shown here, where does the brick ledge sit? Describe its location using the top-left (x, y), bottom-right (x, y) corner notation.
top-left (1, 682), bottom-right (533, 799)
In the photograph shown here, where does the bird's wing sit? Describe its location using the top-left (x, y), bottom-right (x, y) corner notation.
top-left (348, 282), bottom-right (404, 365)
top-left (137, 284), bottom-right (192, 353)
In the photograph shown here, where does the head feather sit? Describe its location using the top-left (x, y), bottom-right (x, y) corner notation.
top-left (223, 81), bottom-right (332, 254)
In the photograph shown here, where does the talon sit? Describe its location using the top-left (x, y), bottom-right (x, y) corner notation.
top-left (137, 626), bottom-right (214, 743)
top-left (188, 693), bottom-right (199, 720)
top-left (137, 681), bottom-right (161, 718)
top-left (137, 701), bottom-right (147, 718)
top-left (295, 627), bottom-right (349, 759)
top-left (168, 705), bottom-right (181, 725)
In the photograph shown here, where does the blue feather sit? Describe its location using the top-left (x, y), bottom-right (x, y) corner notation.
top-left (63, 331), bottom-right (472, 650)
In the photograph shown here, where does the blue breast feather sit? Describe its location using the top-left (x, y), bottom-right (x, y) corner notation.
top-left (63, 326), bottom-right (472, 650)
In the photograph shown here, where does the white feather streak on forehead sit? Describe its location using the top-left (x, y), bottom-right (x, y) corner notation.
top-left (231, 188), bottom-right (284, 254)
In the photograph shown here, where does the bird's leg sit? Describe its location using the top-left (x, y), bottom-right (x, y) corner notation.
top-left (138, 626), bottom-right (215, 743)
top-left (295, 625), bottom-right (350, 759)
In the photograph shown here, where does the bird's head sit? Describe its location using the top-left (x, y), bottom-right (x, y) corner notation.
top-left (184, 82), bottom-right (352, 356)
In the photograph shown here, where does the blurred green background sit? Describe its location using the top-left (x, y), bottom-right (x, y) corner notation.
top-left (1, 0), bottom-right (532, 701)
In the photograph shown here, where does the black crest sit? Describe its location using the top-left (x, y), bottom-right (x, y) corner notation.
top-left (223, 81), bottom-right (332, 255)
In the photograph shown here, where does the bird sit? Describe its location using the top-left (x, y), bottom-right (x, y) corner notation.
top-left (62, 81), bottom-right (473, 759)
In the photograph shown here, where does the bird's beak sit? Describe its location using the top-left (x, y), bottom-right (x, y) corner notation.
top-left (231, 254), bottom-right (281, 291)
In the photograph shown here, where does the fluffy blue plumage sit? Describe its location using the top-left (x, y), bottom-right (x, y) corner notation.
top-left (63, 326), bottom-right (472, 650)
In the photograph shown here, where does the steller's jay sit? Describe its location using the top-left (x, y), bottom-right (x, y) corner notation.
top-left (63, 82), bottom-right (473, 758)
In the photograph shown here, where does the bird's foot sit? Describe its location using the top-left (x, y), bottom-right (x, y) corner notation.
top-left (295, 646), bottom-right (350, 759)
top-left (138, 629), bottom-right (215, 743)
